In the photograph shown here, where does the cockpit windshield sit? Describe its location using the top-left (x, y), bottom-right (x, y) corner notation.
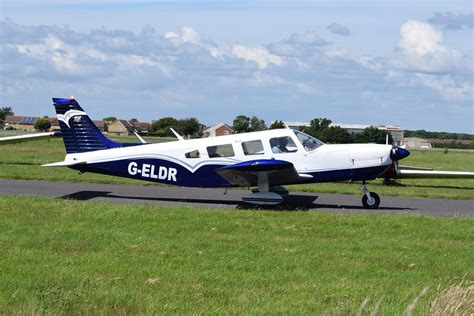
top-left (293, 130), bottom-right (324, 151)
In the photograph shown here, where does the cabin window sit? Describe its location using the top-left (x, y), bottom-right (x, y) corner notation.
top-left (207, 144), bottom-right (235, 158)
top-left (185, 150), bottom-right (200, 159)
top-left (293, 130), bottom-right (324, 151)
top-left (242, 140), bottom-right (264, 155)
top-left (269, 136), bottom-right (298, 153)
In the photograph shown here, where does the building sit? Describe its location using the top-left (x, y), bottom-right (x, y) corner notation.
top-left (130, 121), bottom-right (150, 134)
top-left (107, 120), bottom-right (135, 135)
top-left (402, 137), bottom-right (432, 149)
top-left (281, 121), bottom-right (404, 145)
top-left (4, 115), bottom-right (39, 132)
top-left (93, 120), bottom-right (106, 132)
top-left (48, 118), bottom-right (105, 132)
top-left (49, 118), bottom-right (60, 131)
top-left (202, 123), bottom-right (235, 137)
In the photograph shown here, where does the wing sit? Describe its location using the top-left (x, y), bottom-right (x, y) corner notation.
top-left (216, 159), bottom-right (312, 186)
top-left (381, 163), bottom-right (474, 179)
top-left (396, 169), bottom-right (474, 179)
top-left (0, 131), bottom-right (62, 145)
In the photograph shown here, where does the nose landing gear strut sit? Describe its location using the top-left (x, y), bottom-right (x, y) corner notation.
top-left (360, 182), bottom-right (381, 209)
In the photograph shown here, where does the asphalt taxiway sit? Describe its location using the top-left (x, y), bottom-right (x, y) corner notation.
top-left (0, 179), bottom-right (472, 216)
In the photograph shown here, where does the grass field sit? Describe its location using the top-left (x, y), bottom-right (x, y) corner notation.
top-left (1, 136), bottom-right (473, 200)
top-left (1, 196), bottom-right (473, 314)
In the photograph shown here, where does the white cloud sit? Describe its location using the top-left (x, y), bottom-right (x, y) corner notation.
top-left (415, 74), bottom-right (473, 102)
top-left (393, 20), bottom-right (464, 73)
top-left (290, 31), bottom-right (330, 46)
top-left (180, 26), bottom-right (201, 44)
top-left (428, 12), bottom-right (474, 30)
top-left (231, 45), bottom-right (284, 69)
top-left (358, 56), bottom-right (384, 72)
top-left (164, 32), bottom-right (179, 40)
top-left (400, 20), bottom-right (443, 56)
top-left (327, 23), bottom-right (351, 36)
top-left (0, 18), bottom-right (472, 132)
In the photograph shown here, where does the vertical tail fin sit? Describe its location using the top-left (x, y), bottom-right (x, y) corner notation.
top-left (53, 97), bottom-right (121, 154)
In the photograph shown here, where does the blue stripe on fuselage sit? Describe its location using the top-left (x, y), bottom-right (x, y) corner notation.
top-left (71, 158), bottom-right (390, 187)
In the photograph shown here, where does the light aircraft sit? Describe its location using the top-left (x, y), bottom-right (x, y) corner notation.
top-left (1, 97), bottom-right (473, 208)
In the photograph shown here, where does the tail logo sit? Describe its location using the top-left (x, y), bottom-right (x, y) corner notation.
top-left (57, 110), bottom-right (87, 128)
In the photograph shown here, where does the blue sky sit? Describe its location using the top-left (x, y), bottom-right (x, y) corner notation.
top-left (1, 0), bottom-right (473, 132)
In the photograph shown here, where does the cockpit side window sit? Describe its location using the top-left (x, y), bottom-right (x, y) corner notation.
top-left (207, 144), bottom-right (235, 158)
top-left (293, 130), bottom-right (324, 151)
top-left (185, 150), bottom-right (200, 159)
top-left (269, 136), bottom-right (298, 154)
top-left (242, 140), bottom-right (264, 155)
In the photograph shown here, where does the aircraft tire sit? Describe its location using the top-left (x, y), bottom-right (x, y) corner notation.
top-left (362, 192), bottom-right (380, 209)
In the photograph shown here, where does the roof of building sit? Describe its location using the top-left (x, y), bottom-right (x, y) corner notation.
top-left (203, 123), bottom-right (234, 133)
top-left (130, 121), bottom-right (150, 129)
top-left (5, 115), bottom-right (39, 125)
top-left (282, 120), bottom-right (403, 131)
top-left (49, 118), bottom-right (59, 126)
top-left (281, 121), bottom-right (310, 127)
top-left (331, 123), bottom-right (373, 130)
top-left (93, 120), bottom-right (105, 128)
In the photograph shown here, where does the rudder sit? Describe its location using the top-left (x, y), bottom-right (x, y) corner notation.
top-left (53, 97), bottom-right (121, 154)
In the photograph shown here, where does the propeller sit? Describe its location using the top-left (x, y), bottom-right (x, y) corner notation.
top-left (381, 146), bottom-right (411, 182)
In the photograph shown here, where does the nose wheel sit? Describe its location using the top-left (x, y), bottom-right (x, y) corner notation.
top-left (360, 183), bottom-right (380, 209)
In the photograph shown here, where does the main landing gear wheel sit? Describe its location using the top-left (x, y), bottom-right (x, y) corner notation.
top-left (360, 182), bottom-right (381, 209)
top-left (362, 192), bottom-right (380, 209)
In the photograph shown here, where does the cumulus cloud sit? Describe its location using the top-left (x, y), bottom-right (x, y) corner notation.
top-left (231, 45), bottom-right (283, 69)
top-left (428, 12), bottom-right (474, 30)
top-left (414, 74), bottom-right (473, 102)
top-left (0, 18), bottom-right (472, 132)
top-left (393, 20), bottom-right (467, 73)
top-left (327, 23), bottom-right (351, 36)
top-left (268, 31), bottom-right (331, 58)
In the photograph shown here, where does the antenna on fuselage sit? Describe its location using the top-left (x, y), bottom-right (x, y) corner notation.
top-left (170, 128), bottom-right (184, 141)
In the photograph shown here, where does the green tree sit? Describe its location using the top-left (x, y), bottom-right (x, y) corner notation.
top-left (304, 118), bottom-right (352, 144)
top-left (34, 118), bottom-right (51, 132)
top-left (130, 118), bottom-right (138, 123)
top-left (103, 117), bottom-right (117, 122)
top-left (0, 106), bottom-right (14, 122)
top-left (249, 116), bottom-right (266, 131)
top-left (232, 115), bottom-right (250, 133)
top-left (269, 120), bottom-right (285, 129)
top-left (176, 118), bottom-right (201, 138)
top-left (354, 126), bottom-right (393, 144)
top-left (151, 117), bottom-right (178, 137)
top-left (324, 126), bottom-right (353, 143)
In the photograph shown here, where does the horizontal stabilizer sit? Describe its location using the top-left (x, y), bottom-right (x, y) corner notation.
top-left (42, 160), bottom-right (86, 167)
top-left (0, 131), bottom-right (61, 145)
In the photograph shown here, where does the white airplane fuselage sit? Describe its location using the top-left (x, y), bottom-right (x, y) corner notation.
top-left (63, 128), bottom-right (394, 188)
